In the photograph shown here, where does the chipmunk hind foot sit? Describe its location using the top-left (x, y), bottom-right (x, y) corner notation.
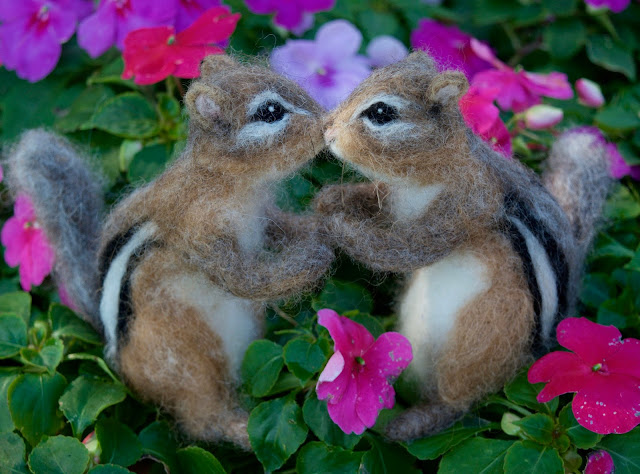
top-left (384, 403), bottom-right (464, 442)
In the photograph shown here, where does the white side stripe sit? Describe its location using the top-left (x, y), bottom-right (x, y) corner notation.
top-left (100, 222), bottom-right (158, 363)
top-left (508, 217), bottom-right (558, 341)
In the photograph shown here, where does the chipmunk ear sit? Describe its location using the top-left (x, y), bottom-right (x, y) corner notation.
top-left (427, 71), bottom-right (469, 108)
top-left (184, 82), bottom-right (226, 128)
top-left (199, 54), bottom-right (239, 78)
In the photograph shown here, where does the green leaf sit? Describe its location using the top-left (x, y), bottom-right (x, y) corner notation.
top-left (348, 313), bottom-right (384, 339)
top-left (626, 245), bottom-right (640, 272)
top-left (28, 436), bottom-right (90, 474)
top-left (541, 0), bottom-right (576, 15)
top-left (580, 273), bottom-right (616, 308)
top-left (176, 446), bottom-right (226, 474)
top-left (604, 185), bottom-right (640, 220)
top-left (241, 340), bottom-right (284, 397)
top-left (596, 427), bottom-right (640, 473)
top-left (8, 372), bottom-right (66, 446)
top-left (595, 107), bottom-right (640, 133)
top-left (0, 314), bottom-right (27, 359)
top-left (55, 85), bottom-right (115, 133)
top-left (312, 280), bottom-right (374, 315)
top-left (362, 436), bottom-right (419, 474)
top-left (96, 418), bottom-right (143, 467)
top-left (20, 338), bottom-right (64, 374)
top-left (503, 441), bottom-right (563, 474)
top-left (50, 304), bottom-right (101, 345)
top-left (438, 437), bottom-right (514, 474)
top-left (513, 413), bottom-right (555, 445)
top-left (138, 421), bottom-right (178, 473)
top-left (356, 10), bottom-right (402, 40)
top-left (283, 339), bottom-right (327, 384)
top-left (543, 19), bottom-right (585, 59)
top-left (302, 394), bottom-right (362, 450)
top-left (0, 432), bottom-right (28, 474)
top-left (405, 424), bottom-right (491, 460)
top-left (59, 376), bottom-right (127, 438)
top-left (504, 370), bottom-right (558, 414)
top-left (89, 93), bottom-right (160, 139)
top-left (296, 442), bottom-right (363, 474)
top-left (0, 293), bottom-right (31, 325)
top-left (128, 144), bottom-right (172, 183)
top-left (248, 396), bottom-right (308, 471)
top-left (88, 466), bottom-right (133, 474)
top-left (0, 374), bottom-right (17, 434)
top-left (88, 57), bottom-right (138, 89)
top-left (587, 35), bottom-right (636, 80)
top-left (557, 404), bottom-right (601, 449)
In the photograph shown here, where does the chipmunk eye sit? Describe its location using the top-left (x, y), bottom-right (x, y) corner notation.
top-left (362, 102), bottom-right (398, 125)
top-left (253, 101), bottom-right (287, 123)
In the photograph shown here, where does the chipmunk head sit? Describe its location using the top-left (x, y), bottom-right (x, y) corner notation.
top-left (324, 51), bottom-right (469, 185)
top-left (184, 55), bottom-right (324, 180)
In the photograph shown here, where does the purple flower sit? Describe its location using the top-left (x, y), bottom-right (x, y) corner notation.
top-left (174, 0), bottom-right (223, 32)
top-left (77, 0), bottom-right (175, 58)
top-left (366, 35), bottom-right (408, 68)
top-left (244, 0), bottom-right (335, 34)
top-left (410, 19), bottom-right (492, 79)
top-left (0, 0), bottom-right (90, 82)
top-left (584, 0), bottom-right (630, 12)
top-left (271, 19), bottom-right (370, 110)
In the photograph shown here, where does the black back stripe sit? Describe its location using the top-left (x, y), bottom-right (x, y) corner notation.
top-left (503, 218), bottom-right (544, 353)
top-left (504, 192), bottom-right (569, 318)
top-left (99, 225), bottom-right (139, 286)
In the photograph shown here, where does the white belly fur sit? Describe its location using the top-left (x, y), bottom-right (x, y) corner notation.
top-left (399, 250), bottom-right (491, 384)
top-left (168, 273), bottom-right (261, 379)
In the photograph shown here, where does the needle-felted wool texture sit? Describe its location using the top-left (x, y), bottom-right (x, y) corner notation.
top-left (316, 51), bottom-right (613, 441)
top-left (4, 54), bottom-right (334, 449)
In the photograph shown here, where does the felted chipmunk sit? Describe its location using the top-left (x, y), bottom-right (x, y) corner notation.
top-left (5, 55), bottom-right (333, 449)
top-left (315, 51), bottom-right (612, 441)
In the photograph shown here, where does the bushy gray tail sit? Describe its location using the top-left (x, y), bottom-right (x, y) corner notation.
top-left (4, 129), bottom-right (103, 329)
top-left (542, 129), bottom-right (614, 262)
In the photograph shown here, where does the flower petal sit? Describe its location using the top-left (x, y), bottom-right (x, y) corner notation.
top-left (1, 216), bottom-right (27, 267)
top-left (366, 35), bottom-right (408, 68)
top-left (176, 7), bottom-right (238, 45)
top-left (584, 450), bottom-right (615, 474)
top-left (528, 351), bottom-right (589, 402)
top-left (316, 19), bottom-right (362, 60)
top-left (556, 317), bottom-right (622, 365)
top-left (326, 374), bottom-right (367, 434)
top-left (77, 6), bottom-right (117, 57)
top-left (572, 373), bottom-right (640, 434)
top-left (606, 338), bottom-right (640, 379)
top-left (318, 350), bottom-right (345, 384)
top-left (364, 332), bottom-right (413, 379)
top-left (317, 309), bottom-right (375, 358)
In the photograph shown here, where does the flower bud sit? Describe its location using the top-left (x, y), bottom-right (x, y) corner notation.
top-left (584, 450), bottom-right (615, 474)
top-left (576, 78), bottom-right (605, 108)
top-left (524, 105), bottom-right (563, 130)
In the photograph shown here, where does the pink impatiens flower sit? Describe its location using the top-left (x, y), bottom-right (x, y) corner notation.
top-left (459, 85), bottom-right (512, 157)
top-left (584, 0), bottom-right (630, 12)
top-left (528, 317), bottom-right (640, 434)
top-left (174, 0), bottom-right (222, 32)
top-left (122, 7), bottom-right (239, 85)
top-left (576, 78), bottom-right (605, 108)
top-left (470, 39), bottom-right (573, 112)
top-left (584, 450), bottom-right (615, 474)
top-left (316, 309), bottom-right (413, 435)
top-left (1, 195), bottom-right (55, 292)
top-left (77, 0), bottom-right (175, 58)
top-left (0, 0), bottom-right (92, 82)
top-left (524, 104), bottom-right (564, 130)
top-left (410, 19), bottom-right (492, 79)
top-left (244, 0), bottom-right (335, 35)
top-left (271, 19), bottom-right (371, 110)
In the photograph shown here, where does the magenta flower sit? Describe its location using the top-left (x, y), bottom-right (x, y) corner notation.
top-left (470, 39), bottom-right (573, 112)
top-left (0, 0), bottom-right (90, 82)
top-left (524, 104), bottom-right (564, 130)
top-left (584, 450), bottom-right (615, 474)
top-left (576, 78), bottom-right (605, 108)
top-left (316, 309), bottom-right (413, 435)
top-left (77, 0), bottom-right (175, 58)
top-left (608, 142), bottom-right (640, 181)
top-left (410, 19), bottom-right (492, 79)
top-left (459, 85), bottom-right (512, 157)
top-left (270, 19), bottom-right (371, 110)
top-left (1, 195), bottom-right (55, 291)
top-left (584, 0), bottom-right (630, 12)
top-left (366, 35), bottom-right (408, 68)
top-left (244, 0), bottom-right (334, 34)
top-left (174, 0), bottom-right (223, 32)
top-left (528, 317), bottom-right (640, 434)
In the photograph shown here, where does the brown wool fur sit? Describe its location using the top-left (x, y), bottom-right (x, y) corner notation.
top-left (97, 55), bottom-right (333, 448)
top-left (315, 51), bottom-right (611, 441)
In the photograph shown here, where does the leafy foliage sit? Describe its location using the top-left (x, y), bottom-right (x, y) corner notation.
top-left (0, 0), bottom-right (639, 472)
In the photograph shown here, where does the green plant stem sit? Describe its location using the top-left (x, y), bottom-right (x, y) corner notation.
top-left (482, 396), bottom-right (533, 417)
top-left (270, 304), bottom-right (299, 327)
